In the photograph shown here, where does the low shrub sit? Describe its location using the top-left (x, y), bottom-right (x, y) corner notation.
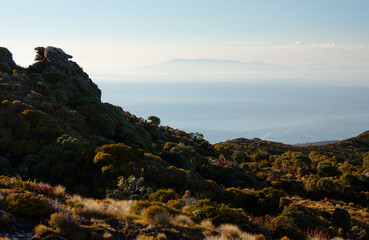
top-left (149, 189), bottom-right (176, 203)
top-left (183, 199), bottom-right (250, 230)
top-left (5, 192), bottom-right (53, 218)
top-left (331, 208), bottom-right (351, 231)
top-left (131, 200), bottom-right (154, 215)
top-left (268, 215), bottom-right (306, 240)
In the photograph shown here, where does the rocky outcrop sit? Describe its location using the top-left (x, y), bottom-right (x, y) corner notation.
top-left (0, 47), bottom-right (16, 73)
top-left (33, 46), bottom-right (74, 74)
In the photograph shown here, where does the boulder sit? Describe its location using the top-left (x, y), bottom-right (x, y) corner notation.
top-left (33, 46), bottom-right (74, 73)
top-left (0, 47), bottom-right (16, 73)
top-left (44, 46), bottom-right (73, 63)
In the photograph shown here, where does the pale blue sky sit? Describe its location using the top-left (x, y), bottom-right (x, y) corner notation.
top-left (1, 0), bottom-right (369, 81)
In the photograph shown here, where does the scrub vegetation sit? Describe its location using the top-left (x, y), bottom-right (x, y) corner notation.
top-left (1, 46), bottom-right (369, 239)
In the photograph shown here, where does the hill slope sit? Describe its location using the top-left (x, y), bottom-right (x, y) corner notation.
top-left (1, 46), bottom-right (369, 239)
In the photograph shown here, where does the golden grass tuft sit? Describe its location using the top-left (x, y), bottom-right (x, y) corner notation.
top-left (53, 185), bottom-right (66, 198)
top-left (219, 224), bottom-right (242, 239)
top-left (171, 214), bottom-right (193, 227)
top-left (34, 224), bottom-right (53, 236)
top-left (156, 233), bottom-right (167, 240)
top-left (200, 219), bottom-right (215, 231)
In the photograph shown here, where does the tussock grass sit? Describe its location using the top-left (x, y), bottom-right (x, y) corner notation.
top-left (203, 223), bottom-right (256, 240)
top-left (171, 214), bottom-right (193, 227)
top-left (219, 224), bottom-right (242, 239)
top-left (54, 185), bottom-right (66, 198)
top-left (66, 195), bottom-right (135, 220)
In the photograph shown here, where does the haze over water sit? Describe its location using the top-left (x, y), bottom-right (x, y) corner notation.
top-left (99, 80), bottom-right (369, 144)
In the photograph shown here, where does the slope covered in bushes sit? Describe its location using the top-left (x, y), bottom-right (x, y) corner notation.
top-left (1, 46), bottom-right (369, 239)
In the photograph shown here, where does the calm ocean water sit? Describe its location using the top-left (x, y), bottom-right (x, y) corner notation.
top-left (98, 81), bottom-right (369, 144)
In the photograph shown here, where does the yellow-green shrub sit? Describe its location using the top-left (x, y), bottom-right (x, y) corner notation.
top-left (131, 200), bottom-right (154, 215)
top-left (149, 189), bottom-right (176, 203)
top-left (268, 215), bottom-right (306, 240)
top-left (183, 199), bottom-right (249, 230)
top-left (5, 192), bottom-right (53, 218)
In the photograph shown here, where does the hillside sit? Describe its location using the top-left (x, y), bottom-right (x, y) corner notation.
top-left (1, 46), bottom-right (369, 240)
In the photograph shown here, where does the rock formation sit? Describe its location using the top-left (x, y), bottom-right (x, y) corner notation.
top-left (0, 47), bottom-right (16, 73)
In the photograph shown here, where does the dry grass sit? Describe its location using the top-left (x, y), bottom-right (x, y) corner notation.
top-left (204, 223), bottom-right (256, 240)
top-left (66, 195), bottom-right (135, 220)
top-left (171, 214), bottom-right (193, 227)
top-left (53, 185), bottom-right (66, 198)
top-left (105, 198), bottom-right (134, 215)
top-left (136, 235), bottom-right (155, 240)
top-left (200, 219), bottom-right (215, 231)
top-left (68, 194), bottom-right (83, 204)
top-left (153, 211), bottom-right (172, 226)
top-left (156, 233), bottom-right (167, 240)
top-left (219, 224), bottom-right (242, 239)
top-left (34, 224), bottom-right (52, 236)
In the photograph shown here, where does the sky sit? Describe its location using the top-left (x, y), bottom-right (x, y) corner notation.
top-left (1, 0), bottom-right (369, 82)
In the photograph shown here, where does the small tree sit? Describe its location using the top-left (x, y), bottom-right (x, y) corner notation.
top-left (148, 116), bottom-right (160, 126)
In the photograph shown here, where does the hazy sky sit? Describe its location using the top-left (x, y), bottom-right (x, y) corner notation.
top-left (1, 0), bottom-right (369, 81)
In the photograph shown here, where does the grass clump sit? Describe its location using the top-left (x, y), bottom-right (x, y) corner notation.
top-left (172, 214), bottom-right (193, 227)
top-left (219, 224), bottom-right (242, 239)
top-left (143, 205), bottom-right (172, 226)
top-left (54, 185), bottom-right (66, 199)
top-left (34, 224), bottom-right (54, 237)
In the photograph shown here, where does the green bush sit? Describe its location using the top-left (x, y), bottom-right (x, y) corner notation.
top-left (268, 215), bottom-right (306, 240)
top-left (149, 189), bottom-right (176, 203)
top-left (183, 199), bottom-right (249, 230)
top-left (281, 206), bottom-right (325, 232)
top-left (131, 200), bottom-right (155, 215)
top-left (5, 192), bottom-right (53, 218)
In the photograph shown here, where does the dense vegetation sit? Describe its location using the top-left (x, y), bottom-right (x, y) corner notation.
top-left (1, 46), bottom-right (369, 239)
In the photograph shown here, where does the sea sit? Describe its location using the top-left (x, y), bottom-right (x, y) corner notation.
top-left (97, 80), bottom-right (369, 144)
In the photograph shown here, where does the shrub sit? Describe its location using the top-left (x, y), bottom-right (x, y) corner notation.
top-left (5, 192), bottom-right (53, 218)
top-left (167, 199), bottom-right (184, 209)
top-left (183, 199), bottom-right (249, 230)
top-left (0, 213), bottom-right (10, 225)
top-left (163, 142), bottom-right (177, 151)
top-left (131, 200), bottom-right (154, 215)
top-left (331, 208), bottom-right (351, 231)
top-left (148, 116), bottom-right (160, 126)
top-left (268, 215), bottom-right (306, 239)
top-left (149, 189), bottom-right (176, 203)
top-left (107, 175), bottom-right (151, 200)
top-left (281, 206), bottom-right (325, 232)
top-left (255, 234), bottom-right (266, 240)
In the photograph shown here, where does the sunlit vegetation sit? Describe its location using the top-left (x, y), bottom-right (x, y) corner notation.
top-left (1, 46), bottom-right (369, 239)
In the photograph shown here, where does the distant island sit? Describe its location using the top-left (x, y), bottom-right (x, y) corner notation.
top-left (0, 46), bottom-right (368, 240)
